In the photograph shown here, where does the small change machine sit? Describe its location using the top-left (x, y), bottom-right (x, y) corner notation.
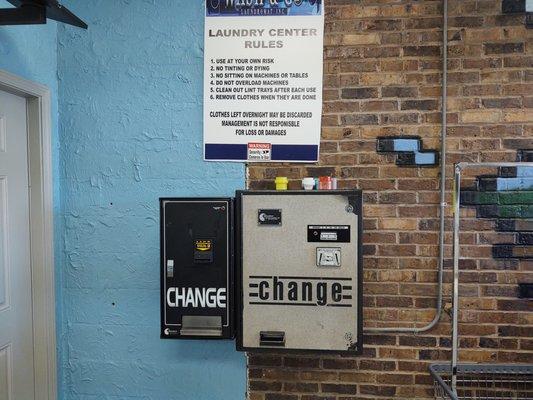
top-left (236, 190), bottom-right (363, 354)
top-left (160, 198), bottom-right (234, 339)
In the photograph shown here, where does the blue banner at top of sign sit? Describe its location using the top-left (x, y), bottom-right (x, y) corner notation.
top-left (206, 0), bottom-right (322, 17)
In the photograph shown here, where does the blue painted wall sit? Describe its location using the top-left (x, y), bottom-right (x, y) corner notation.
top-left (57, 1), bottom-right (245, 399)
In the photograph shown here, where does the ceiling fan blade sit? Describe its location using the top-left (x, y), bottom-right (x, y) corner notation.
top-left (46, 2), bottom-right (87, 28)
top-left (4, 0), bottom-right (87, 28)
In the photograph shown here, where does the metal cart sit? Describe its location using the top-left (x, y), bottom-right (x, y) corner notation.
top-left (431, 364), bottom-right (533, 400)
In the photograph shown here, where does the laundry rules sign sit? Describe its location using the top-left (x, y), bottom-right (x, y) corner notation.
top-left (203, 0), bottom-right (325, 162)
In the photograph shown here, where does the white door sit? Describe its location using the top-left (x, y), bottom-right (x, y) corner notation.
top-left (0, 90), bottom-right (35, 400)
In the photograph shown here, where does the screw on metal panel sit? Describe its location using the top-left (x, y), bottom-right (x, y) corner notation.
top-left (345, 205), bottom-right (354, 213)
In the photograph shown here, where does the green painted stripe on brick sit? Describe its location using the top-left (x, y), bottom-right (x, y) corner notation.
top-left (477, 192), bottom-right (498, 204)
top-left (499, 191), bottom-right (533, 205)
top-left (462, 191), bottom-right (533, 206)
top-left (499, 205), bottom-right (533, 218)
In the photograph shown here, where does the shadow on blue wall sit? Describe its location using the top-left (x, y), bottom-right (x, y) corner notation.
top-left (0, 8), bottom-right (56, 86)
top-left (0, 30), bottom-right (33, 78)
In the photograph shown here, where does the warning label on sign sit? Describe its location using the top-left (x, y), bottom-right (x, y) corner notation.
top-left (248, 143), bottom-right (271, 161)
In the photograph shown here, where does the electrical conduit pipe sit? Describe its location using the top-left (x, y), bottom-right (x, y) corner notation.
top-left (364, 0), bottom-right (448, 334)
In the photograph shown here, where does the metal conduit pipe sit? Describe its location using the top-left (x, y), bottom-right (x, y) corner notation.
top-left (364, 0), bottom-right (448, 334)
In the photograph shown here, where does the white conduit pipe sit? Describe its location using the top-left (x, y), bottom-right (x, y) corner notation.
top-left (364, 0), bottom-right (448, 334)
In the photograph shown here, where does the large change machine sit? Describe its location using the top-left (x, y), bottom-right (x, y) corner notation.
top-left (236, 190), bottom-right (362, 353)
top-left (160, 190), bottom-right (363, 354)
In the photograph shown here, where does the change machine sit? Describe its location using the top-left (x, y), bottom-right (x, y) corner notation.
top-left (160, 198), bottom-right (234, 339)
top-left (236, 190), bottom-right (363, 353)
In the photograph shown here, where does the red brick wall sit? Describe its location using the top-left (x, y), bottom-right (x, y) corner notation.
top-left (247, 1), bottom-right (532, 399)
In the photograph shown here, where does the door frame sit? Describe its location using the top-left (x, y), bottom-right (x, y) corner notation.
top-left (0, 69), bottom-right (57, 400)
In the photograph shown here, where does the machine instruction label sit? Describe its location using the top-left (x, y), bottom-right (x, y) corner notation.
top-left (307, 225), bottom-right (351, 243)
top-left (203, 0), bottom-right (325, 162)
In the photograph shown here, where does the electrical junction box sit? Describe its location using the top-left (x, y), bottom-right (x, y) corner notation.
top-left (236, 190), bottom-right (363, 353)
top-left (160, 198), bottom-right (234, 339)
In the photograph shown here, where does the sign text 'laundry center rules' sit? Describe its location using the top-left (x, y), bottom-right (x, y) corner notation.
top-left (203, 0), bottom-right (325, 162)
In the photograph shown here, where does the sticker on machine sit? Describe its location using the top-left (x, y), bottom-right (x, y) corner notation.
top-left (258, 209), bottom-right (282, 225)
top-left (248, 143), bottom-right (271, 161)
